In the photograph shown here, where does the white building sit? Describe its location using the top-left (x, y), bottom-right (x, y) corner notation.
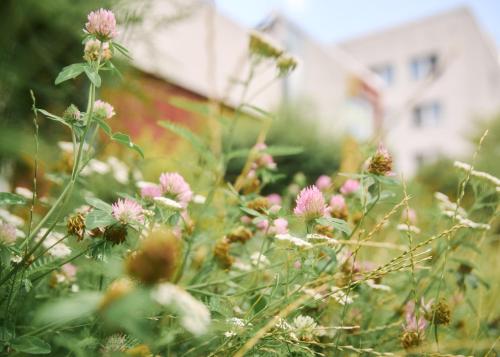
top-left (341, 7), bottom-right (500, 174)
top-left (121, 1), bottom-right (381, 139)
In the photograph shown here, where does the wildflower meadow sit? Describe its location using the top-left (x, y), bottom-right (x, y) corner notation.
top-left (0, 8), bottom-right (499, 357)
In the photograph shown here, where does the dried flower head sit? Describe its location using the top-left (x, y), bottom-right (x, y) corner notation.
top-left (125, 229), bottom-right (180, 284)
top-left (294, 185), bottom-right (327, 221)
top-left (227, 226), bottom-right (253, 244)
top-left (85, 8), bottom-right (118, 40)
top-left (159, 172), bottom-right (193, 207)
top-left (103, 224), bottom-right (128, 245)
top-left (368, 143), bottom-right (393, 176)
top-left (67, 213), bottom-right (86, 241)
top-left (246, 197), bottom-right (270, 214)
top-left (111, 198), bottom-right (144, 225)
top-left (429, 298), bottom-right (451, 325)
top-left (94, 100), bottom-right (115, 120)
top-left (214, 237), bottom-right (234, 269)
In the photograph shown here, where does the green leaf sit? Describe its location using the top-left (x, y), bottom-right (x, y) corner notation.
top-left (94, 117), bottom-right (112, 136)
top-left (265, 146), bottom-right (303, 156)
top-left (0, 192), bottom-right (27, 205)
top-left (37, 109), bottom-right (71, 128)
top-left (85, 197), bottom-right (112, 213)
top-left (84, 65), bottom-right (101, 87)
top-left (35, 292), bottom-right (102, 325)
top-left (112, 42), bottom-right (132, 60)
top-left (55, 63), bottom-right (86, 85)
top-left (158, 120), bottom-right (214, 163)
top-left (85, 210), bottom-right (116, 230)
top-left (316, 217), bottom-right (352, 235)
top-left (10, 336), bottom-right (51, 354)
top-left (240, 207), bottom-right (263, 217)
top-left (111, 132), bottom-right (144, 158)
top-left (226, 148), bottom-right (250, 161)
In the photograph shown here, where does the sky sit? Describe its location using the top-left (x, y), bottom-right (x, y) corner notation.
top-left (215, 0), bottom-right (500, 46)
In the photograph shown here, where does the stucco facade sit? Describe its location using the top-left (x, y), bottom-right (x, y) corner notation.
top-left (341, 7), bottom-right (500, 174)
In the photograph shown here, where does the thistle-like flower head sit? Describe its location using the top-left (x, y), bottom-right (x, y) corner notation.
top-left (85, 9), bottom-right (118, 40)
top-left (293, 185), bottom-right (327, 221)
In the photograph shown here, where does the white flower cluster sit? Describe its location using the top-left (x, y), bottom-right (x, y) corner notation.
top-left (275, 233), bottom-right (312, 248)
top-left (80, 156), bottom-right (130, 184)
top-left (275, 315), bottom-right (325, 341)
top-left (435, 192), bottom-right (490, 230)
top-left (224, 317), bottom-right (251, 338)
top-left (331, 287), bottom-right (355, 305)
top-left (151, 283), bottom-right (211, 336)
top-left (454, 161), bottom-right (500, 187)
top-left (38, 228), bottom-right (71, 258)
top-left (396, 224), bottom-right (421, 234)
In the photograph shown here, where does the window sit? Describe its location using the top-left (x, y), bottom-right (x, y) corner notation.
top-left (371, 64), bottom-right (394, 86)
top-left (413, 101), bottom-right (442, 128)
top-left (410, 54), bottom-right (438, 80)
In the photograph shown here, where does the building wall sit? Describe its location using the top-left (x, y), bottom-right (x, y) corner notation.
top-left (341, 7), bottom-right (500, 175)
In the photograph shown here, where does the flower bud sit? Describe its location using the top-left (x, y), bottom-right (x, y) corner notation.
top-left (125, 229), bottom-right (180, 285)
top-left (67, 213), bottom-right (86, 241)
top-left (227, 226), bottom-right (253, 244)
top-left (214, 237), bottom-right (234, 269)
top-left (368, 144), bottom-right (393, 176)
top-left (63, 104), bottom-right (82, 123)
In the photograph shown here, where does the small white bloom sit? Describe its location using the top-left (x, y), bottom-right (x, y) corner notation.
top-left (136, 181), bottom-right (157, 189)
top-left (331, 287), bottom-right (354, 305)
top-left (250, 252), bottom-right (270, 266)
top-left (153, 197), bottom-right (183, 210)
top-left (275, 233), bottom-right (312, 248)
top-left (193, 194), bottom-right (206, 204)
top-left (0, 208), bottom-right (24, 227)
top-left (70, 284), bottom-right (80, 293)
top-left (38, 228), bottom-right (71, 258)
top-left (15, 187), bottom-right (33, 199)
top-left (81, 159), bottom-right (110, 176)
top-left (11, 255), bottom-right (22, 263)
top-left (107, 157), bottom-right (129, 184)
top-left (151, 283), bottom-right (210, 336)
top-left (396, 224), bottom-right (421, 234)
top-left (366, 279), bottom-right (392, 292)
top-left (232, 259), bottom-right (252, 271)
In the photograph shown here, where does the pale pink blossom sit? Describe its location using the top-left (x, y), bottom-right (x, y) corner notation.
top-left (111, 198), bottom-right (144, 224)
top-left (256, 220), bottom-right (269, 231)
top-left (254, 143), bottom-right (276, 169)
top-left (270, 218), bottom-right (288, 235)
top-left (293, 260), bottom-right (302, 269)
top-left (240, 216), bottom-right (252, 225)
top-left (329, 194), bottom-right (346, 213)
top-left (0, 221), bottom-right (17, 245)
top-left (402, 208), bottom-right (417, 225)
top-left (340, 179), bottom-right (360, 195)
top-left (159, 172), bottom-right (193, 207)
top-left (94, 100), bottom-right (115, 119)
top-left (267, 193), bottom-right (282, 206)
top-left (293, 185), bottom-right (328, 221)
top-left (315, 175), bottom-right (332, 191)
top-left (141, 184), bottom-right (162, 199)
top-left (85, 9), bottom-right (118, 40)
top-left (61, 263), bottom-right (77, 280)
